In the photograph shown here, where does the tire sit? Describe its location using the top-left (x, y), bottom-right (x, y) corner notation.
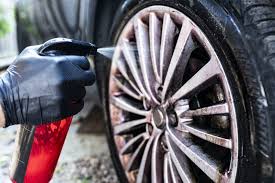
top-left (101, 0), bottom-right (275, 182)
top-left (15, 9), bottom-right (32, 52)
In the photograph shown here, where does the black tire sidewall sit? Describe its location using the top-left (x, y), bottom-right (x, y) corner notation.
top-left (105, 0), bottom-right (260, 182)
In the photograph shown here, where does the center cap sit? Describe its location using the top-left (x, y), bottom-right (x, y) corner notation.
top-left (152, 108), bottom-right (166, 129)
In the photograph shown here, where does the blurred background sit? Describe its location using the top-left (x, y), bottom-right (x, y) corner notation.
top-left (0, 1), bottom-right (117, 182)
top-left (0, 1), bottom-right (17, 68)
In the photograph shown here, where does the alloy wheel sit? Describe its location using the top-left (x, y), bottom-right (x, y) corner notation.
top-left (109, 6), bottom-right (238, 183)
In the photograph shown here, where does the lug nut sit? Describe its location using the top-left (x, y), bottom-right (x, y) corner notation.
top-left (169, 113), bottom-right (178, 127)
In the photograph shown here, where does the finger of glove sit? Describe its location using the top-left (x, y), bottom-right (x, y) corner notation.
top-left (59, 84), bottom-right (86, 101)
top-left (66, 67), bottom-right (95, 86)
top-left (80, 70), bottom-right (95, 86)
top-left (66, 55), bottom-right (90, 70)
top-left (60, 99), bottom-right (84, 117)
top-left (56, 56), bottom-right (95, 86)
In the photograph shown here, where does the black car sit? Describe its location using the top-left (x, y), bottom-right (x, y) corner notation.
top-left (15, 0), bottom-right (275, 182)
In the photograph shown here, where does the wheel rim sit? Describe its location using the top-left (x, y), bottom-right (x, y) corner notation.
top-left (109, 6), bottom-right (238, 183)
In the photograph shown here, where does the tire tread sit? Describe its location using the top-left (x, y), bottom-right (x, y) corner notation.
top-left (229, 0), bottom-right (275, 179)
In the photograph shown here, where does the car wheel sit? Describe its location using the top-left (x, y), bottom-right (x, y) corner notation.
top-left (102, 0), bottom-right (275, 182)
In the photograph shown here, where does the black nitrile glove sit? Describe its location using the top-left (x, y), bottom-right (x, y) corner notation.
top-left (0, 45), bottom-right (95, 127)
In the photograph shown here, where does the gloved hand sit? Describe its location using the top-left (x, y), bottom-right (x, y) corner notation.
top-left (0, 45), bottom-right (95, 127)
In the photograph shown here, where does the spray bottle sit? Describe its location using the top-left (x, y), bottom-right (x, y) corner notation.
top-left (9, 38), bottom-right (97, 183)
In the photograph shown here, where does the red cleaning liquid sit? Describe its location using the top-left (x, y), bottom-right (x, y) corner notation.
top-left (15, 117), bottom-right (72, 183)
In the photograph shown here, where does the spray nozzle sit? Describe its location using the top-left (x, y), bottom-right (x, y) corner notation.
top-left (38, 38), bottom-right (97, 56)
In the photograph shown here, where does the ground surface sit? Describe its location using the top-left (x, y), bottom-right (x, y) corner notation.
top-left (0, 126), bottom-right (16, 182)
top-left (0, 119), bottom-right (118, 183)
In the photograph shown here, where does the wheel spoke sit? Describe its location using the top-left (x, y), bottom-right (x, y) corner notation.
top-left (112, 76), bottom-right (142, 101)
top-left (164, 153), bottom-right (173, 183)
top-left (127, 138), bottom-right (148, 171)
top-left (111, 96), bottom-right (149, 116)
top-left (170, 59), bottom-right (221, 103)
top-left (136, 136), bottom-right (154, 183)
top-left (168, 153), bottom-right (183, 183)
top-left (151, 133), bottom-right (164, 183)
top-left (184, 103), bottom-right (229, 117)
top-left (121, 39), bottom-right (150, 100)
top-left (120, 133), bottom-right (148, 155)
top-left (166, 133), bottom-right (195, 183)
top-left (114, 118), bottom-right (148, 135)
top-left (181, 123), bottom-right (232, 149)
top-left (116, 58), bottom-right (143, 96)
top-left (161, 20), bottom-right (194, 101)
top-left (149, 12), bottom-right (162, 83)
top-left (160, 13), bottom-right (177, 82)
top-left (134, 18), bottom-right (159, 104)
top-left (167, 125), bottom-right (225, 182)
